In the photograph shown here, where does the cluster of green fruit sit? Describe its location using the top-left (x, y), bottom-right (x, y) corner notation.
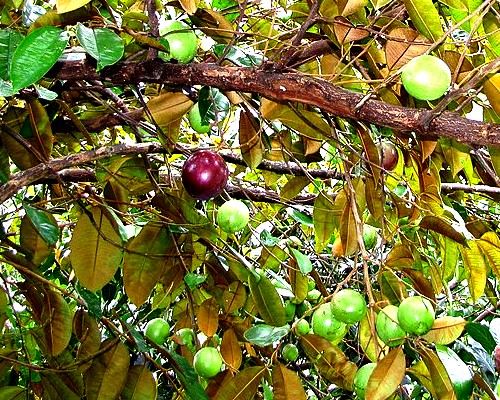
top-left (145, 319), bottom-right (224, 379)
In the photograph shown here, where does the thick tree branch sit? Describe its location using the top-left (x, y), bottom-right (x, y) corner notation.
top-left (49, 59), bottom-right (500, 146)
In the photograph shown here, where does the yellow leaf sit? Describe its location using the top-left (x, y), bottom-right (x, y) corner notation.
top-left (56, 0), bottom-right (91, 14)
top-left (365, 347), bottom-right (406, 400)
top-left (461, 240), bottom-right (487, 302)
top-left (422, 316), bottom-right (466, 345)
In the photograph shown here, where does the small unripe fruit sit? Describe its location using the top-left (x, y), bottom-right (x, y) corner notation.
top-left (397, 296), bottom-right (435, 335)
top-left (282, 343), bottom-right (299, 362)
top-left (193, 347), bottom-right (223, 378)
top-left (401, 55), bottom-right (451, 101)
top-left (331, 289), bottom-right (367, 324)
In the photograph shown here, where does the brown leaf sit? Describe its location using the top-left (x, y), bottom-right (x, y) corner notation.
top-left (221, 328), bottom-right (242, 371)
top-left (272, 362), bottom-right (307, 400)
top-left (215, 366), bottom-right (267, 400)
top-left (239, 109), bottom-right (264, 169)
top-left (41, 290), bottom-right (73, 357)
top-left (198, 297), bottom-right (219, 338)
top-left (365, 347), bottom-right (406, 400)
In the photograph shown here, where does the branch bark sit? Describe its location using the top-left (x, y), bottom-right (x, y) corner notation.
top-left (49, 59), bottom-right (500, 146)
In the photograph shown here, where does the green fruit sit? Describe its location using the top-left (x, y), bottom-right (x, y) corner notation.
top-left (295, 319), bottom-right (310, 335)
top-left (353, 363), bottom-right (377, 399)
top-left (401, 55), bottom-right (451, 101)
top-left (159, 20), bottom-right (198, 64)
top-left (397, 296), bottom-right (435, 335)
top-left (176, 327), bottom-right (195, 346)
top-left (282, 343), bottom-right (299, 362)
top-left (307, 289), bottom-right (321, 303)
top-left (435, 344), bottom-right (473, 400)
top-left (188, 103), bottom-right (211, 134)
top-left (217, 199), bottom-right (250, 233)
top-left (375, 305), bottom-right (406, 347)
top-left (145, 318), bottom-right (170, 345)
top-left (193, 347), bottom-right (223, 378)
top-left (362, 225), bottom-right (378, 250)
top-left (284, 300), bottom-right (296, 322)
top-left (331, 289), bottom-right (367, 324)
top-left (312, 303), bottom-right (347, 343)
top-left (295, 300), bottom-right (311, 318)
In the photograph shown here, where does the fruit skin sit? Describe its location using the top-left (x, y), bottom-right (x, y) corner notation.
top-left (397, 296), bottom-right (435, 335)
top-left (282, 343), bottom-right (299, 362)
top-left (363, 224), bottom-right (378, 250)
top-left (375, 305), bottom-right (406, 347)
top-left (188, 103), bottom-right (211, 134)
top-left (159, 20), bottom-right (198, 64)
top-left (295, 319), bottom-right (310, 335)
top-left (312, 303), bottom-right (347, 343)
top-left (379, 141), bottom-right (399, 171)
top-left (401, 54), bottom-right (451, 101)
top-left (353, 363), bottom-right (377, 399)
top-left (331, 289), bottom-right (367, 324)
top-left (145, 318), bottom-right (170, 345)
top-left (216, 199), bottom-right (250, 233)
top-left (193, 347), bottom-right (224, 378)
top-left (181, 150), bottom-right (229, 200)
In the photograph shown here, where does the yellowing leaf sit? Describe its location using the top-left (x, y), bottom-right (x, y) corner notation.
top-left (215, 366), bottom-right (267, 400)
top-left (313, 193), bottom-right (338, 253)
top-left (359, 313), bottom-right (386, 362)
top-left (365, 347), bottom-right (406, 400)
top-left (338, 0), bottom-right (368, 16)
top-left (179, 0), bottom-right (200, 14)
top-left (239, 108), bottom-right (264, 169)
top-left (123, 221), bottom-right (171, 306)
top-left (198, 297), bottom-right (219, 338)
top-left (461, 240), bottom-right (487, 302)
top-left (121, 365), bottom-right (158, 400)
top-left (70, 207), bottom-right (123, 292)
top-left (478, 231), bottom-right (500, 278)
top-left (422, 316), bottom-right (466, 345)
top-left (56, 0), bottom-right (91, 13)
top-left (418, 346), bottom-right (457, 400)
top-left (41, 290), bottom-right (73, 357)
top-left (272, 363), bottom-right (307, 400)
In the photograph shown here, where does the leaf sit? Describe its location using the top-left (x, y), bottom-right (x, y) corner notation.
top-left (435, 345), bottom-right (473, 400)
top-left (0, 29), bottom-right (23, 80)
top-left (198, 297), bottom-right (219, 337)
top-left (465, 322), bottom-right (496, 354)
top-left (460, 240), bottom-right (487, 302)
top-left (290, 248), bottom-right (313, 274)
top-left (272, 362), bottom-right (307, 400)
top-left (402, 0), bottom-right (444, 42)
top-left (385, 27), bottom-right (429, 71)
top-left (333, 16), bottom-right (369, 43)
top-left (478, 231), bottom-right (500, 279)
top-left (168, 350), bottom-right (209, 400)
top-left (365, 347), bottom-right (406, 400)
top-left (299, 334), bottom-right (357, 390)
top-left (338, 0), bottom-right (368, 15)
top-left (288, 262), bottom-right (309, 303)
top-left (70, 207), bottom-right (124, 292)
top-left (73, 309), bottom-right (101, 371)
top-left (239, 108), bottom-right (264, 169)
top-left (0, 386), bottom-right (27, 399)
top-left (85, 339), bottom-right (130, 400)
top-left (220, 328), bottom-right (242, 371)
top-left (419, 215), bottom-right (466, 245)
top-left (339, 200), bottom-right (359, 256)
top-left (179, 0), bottom-right (200, 14)
top-left (215, 366), bottom-right (267, 400)
top-left (422, 316), bottom-right (466, 345)
top-left (418, 346), bottom-right (457, 400)
top-left (313, 193), bottom-right (337, 252)
top-left (56, 0), bottom-right (91, 13)
top-left (123, 221), bottom-right (170, 306)
top-left (40, 371), bottom-right (83, 400)
top-left (222, 281), bottom-right (246, 314)
top-left (358, 313), bottom-right (386, 362)
top-left (24, 204), bottom-right (59, 245)
top-left (41, 290), bottom-right (73, 357)
top-left (248, 273), bottom-right (287, 326)
top-left (120, 365), bottom-right (158, 400)
top-left (10, 26), bottom-right (69, 91)
top-left (20, 215), bottom-right (54, 266)
top-left (243, 324), bottom-right (290, 347)
top-left (76, 23), bottom-right (124, 71)
top-left (484, 11), bottom-right (500, 56)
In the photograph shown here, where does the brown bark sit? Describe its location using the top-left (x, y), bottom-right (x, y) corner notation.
top-left (50, 59), bottom-right (500, 147)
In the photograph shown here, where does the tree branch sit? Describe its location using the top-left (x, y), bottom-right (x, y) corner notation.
top-left (49, 59), bottom-right (500, 146)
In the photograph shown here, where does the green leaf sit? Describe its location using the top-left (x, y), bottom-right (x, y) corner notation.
top-left (123, 221), bottom-right (171, 306)
top-left (290, 248), bottom-right (313, 274)
top-left (198, 87), bottom-right (230, 125)
top-left (70, 207), bottom-right (124, 292)
top-left (24, 204), bottom-right (59, 245)
top-left (402, 0), bottom-right (444, 42)
top-left (243, 324), bottom-right (290, 347)
top-left (0, 386), bottom-right (27, 399)
top-left (85, 339), bottom-right (130, 400)
top-left (435, 344), bottom-right (473, 400)
top-left (20, 214), bottom-right (54, 266)
top-left (10, 26), bottom-right (69, 91)
top-left (418, 346), bottom-right (457, 400)
top-left (0, 29), bottom-right (23, 80)
top-left (484, 10), bottom-right (500, 56)
top-left (215, 366), bottom-right (267, 400)
top-left (41, 290), bottom-right (73, 357)
top-left (248, 273), bottom-right (287, 327)
top-left (465, 322), bottom-right (496, 354)
top-left (120, 365), bottom-right (158, 400)
top-left (76, 23), bottom-right (124, 71)
top-left (313, 193), bottom-right (337, 253)
top-left (168, 351), bottom-right (209, 400)
top-left (213, 44), bottom-right (262, 66)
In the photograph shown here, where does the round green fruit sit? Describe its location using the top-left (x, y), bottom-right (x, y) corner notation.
top-left (217, 199), bottom-right (250, 234)
top-left (176, 327), bottom-right (195, 346)
top-left (397, 296), bottom-right (435, 335)
top-left (375, 305), bottom-right (406, 347)
top-left (353, 362), bottom-right (377, 399)
top-left (307, 289), bottom-right (321, 303)
top-left (282, 343), bottom-right (299, 362)
top-left (401, 55), bottom-right (451, 101)
top-left (362, 225), bottom-right (378, 250)
top-left (284, 300), bottom-right (296, 322)
top-left (331, 289), bottom-right (367, 324)
top-left (295, 319), bottom-right (310, 335)
top-left (159, 20), bottom-right (198, 64)
top-left (188, 103), bottom-right (211, 134)
top-left (193, 347), bottom-right (223, 378)
top-left (145, 318), bottom-right (170, 345)
top-left (312, 303), bottom-right (347, 343)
